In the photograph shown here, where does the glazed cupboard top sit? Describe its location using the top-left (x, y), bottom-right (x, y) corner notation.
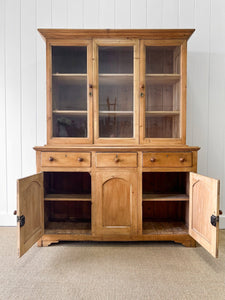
top-left (38, 29), bottom-right (195, 146)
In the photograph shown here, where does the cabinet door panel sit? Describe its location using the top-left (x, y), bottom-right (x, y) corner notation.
top-left (48, 41), bottom-right (93, 144)
top-left (189, 172), bottom-right (220, 257)
top-left (95, 170), bottom-right (137, 236)
top-left (17, 173), bottom-right (44, 257)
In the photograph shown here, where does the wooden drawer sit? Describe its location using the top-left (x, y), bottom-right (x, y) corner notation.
top-left (96, 153), bottom-right (137, 168)
top-left (41, 152), bottom-right (91, 167)
top-left (142, 152), bottom-right (193, 168)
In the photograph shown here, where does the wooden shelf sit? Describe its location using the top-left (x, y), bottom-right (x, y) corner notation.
top-left (99, 110), bottom-right (133, 116)
top-left (52, 73), bottom-right (87, 84)
top-left (145, 111), bottom-right (180, 117)
top-left (143, 221), bottom-right (188, 235)
top-left (143, 194), bottom-right (189, 201)
top-left (146, 74), bottom-right (180, 85)
top-left (44, 194), bottom-right (91, 201)
top-left (45, 221), bottom-right (91, 235)
top-left (99, 74), bottom-right (133, 85)
top-left (53, 110), bottom-right (87, 115)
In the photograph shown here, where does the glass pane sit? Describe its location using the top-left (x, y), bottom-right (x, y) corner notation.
top-left (145, 115), bottom-right (180, 138)
top-left (53, 114), bottom-right (87, 137)
top-left (99, 46), bottom-right (133, 74)
top-left (52, 76), bottom-right (87, 111)
top-left (99, 115), bottom-right (133, 138)
top-left (98, 46), bottom-right (134, 138)
top-left (52, 46), bottom-right (87, 74)
top-left (145, 46), bottom-right (181, 138)
top-left (146, 46), bottom-right (180, 74)
top-left (52, 46), bottom-right (88, 138)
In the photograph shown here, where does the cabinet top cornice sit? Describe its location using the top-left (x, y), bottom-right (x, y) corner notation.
top-left (38, 29), bottom-right (195, 41)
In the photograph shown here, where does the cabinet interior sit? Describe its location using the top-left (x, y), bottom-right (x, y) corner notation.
top-left (142, 172), bottom-right (189, 235)
top-left (44, 172), bottom-right (91, 234)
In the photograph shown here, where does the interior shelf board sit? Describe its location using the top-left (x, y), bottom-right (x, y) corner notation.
top-left (52, 73), bottom-right (87, 84)
top-left (145, 111), bottom-right (180, 116)
top-left (99, 74), bottom-right (133, 85)
top-left (44, 194), bottom-right (91, 201)
top-left (142, 221), bottom-right (188, 235)
top-left (53, 110), bottom-right (87, 115)
top-left (143, 194), bottom-right (189, 201)
top-left (99, 110), bottom-right (133, 115)
top-left (99, 73), bottom-right (133, 77)
top-left (146, 74), bottom-right (180, 84)
top-left (52, 73), bottom-right (87, 77)
top-left (45, 221), bottom-right (91, 235)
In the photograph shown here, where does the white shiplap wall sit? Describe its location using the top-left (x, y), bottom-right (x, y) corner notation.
top-left (0, 0), bottom-right (225, 227)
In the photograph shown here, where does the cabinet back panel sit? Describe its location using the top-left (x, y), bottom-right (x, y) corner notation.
top-left (142, 172), bottom-right (187, 194)
top-left (45, 201), bottom-right (91, 222)
top-left (44, 172), bottom-right (91, 194)
top-left (143, 201), bottom-right (186, 221)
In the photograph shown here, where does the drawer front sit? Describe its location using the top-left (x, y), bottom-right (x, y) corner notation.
top-left (41, 152), bottom-right (91, 167)
top-left (143, 152), bottom-right (192, 168)
top-left (96, 153), bottom-right (137, 168)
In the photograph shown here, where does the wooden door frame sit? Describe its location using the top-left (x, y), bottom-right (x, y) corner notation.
top-left (46, 39), bottom-right (93, 145)
top-left (139, 39), bottom-right (187, 145)
top-left (93, 39), bottom-right (139, 145)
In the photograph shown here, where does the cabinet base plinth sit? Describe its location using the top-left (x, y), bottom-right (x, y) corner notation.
top-left (37, 234), bottom-right (196, 247)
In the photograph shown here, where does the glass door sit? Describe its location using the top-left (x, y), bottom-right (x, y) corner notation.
top-left (48, 41), bottom-right (92, 144)
top-left (140, 41), bottom-right (185, 144)
top-left (94, 40), bottom-right (138, 144)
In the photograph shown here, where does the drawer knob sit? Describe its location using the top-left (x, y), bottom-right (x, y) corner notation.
top-left (180, 157), bottom-right (185, 162)
top-left (49, 157), bottom-right (54, 162)
top-left (78, 157), bottom-right (83, 162)
top-left (150, 157), bottom-right (156, 162)
top-left (114, 155), bottom-right (120, 163)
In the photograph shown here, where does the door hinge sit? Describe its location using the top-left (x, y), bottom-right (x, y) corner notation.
top-left (210, 215), bottom-right (219, 227)
top-left (17, 215), bottom-right (25, 227)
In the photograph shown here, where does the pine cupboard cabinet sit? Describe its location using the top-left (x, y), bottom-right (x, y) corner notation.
top-left (16, 29), bottom-right (221, 258)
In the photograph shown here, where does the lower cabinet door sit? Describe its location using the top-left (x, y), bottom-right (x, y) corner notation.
top-left (189, 172), bottom-right (220, 258)
top-left (94, 170), bottom-right (138, 236)
top-left (17, 173), bottom-right (44, 257)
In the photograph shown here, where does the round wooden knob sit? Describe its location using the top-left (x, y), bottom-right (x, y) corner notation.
top-left (140, 84), bottom-right (144, 89)
top-left (150, 157), bottom-right (156, 162)
top-left (89, 84), bottom-right (93, 89)
top-left (78, 157), bottom-right (83, 162)
top-left (13, 210), bottom-right (17, 215)
top-left (114, 157), bottom-right (120, 163)
top-left (49, 157), bottom-right (54, 162)
top-left (219, 210), bottom-right (223, 215)
top-left (180, 158), bottom-right (185, 162)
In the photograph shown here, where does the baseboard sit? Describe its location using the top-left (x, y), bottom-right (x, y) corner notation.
top-left (0, 214), bottom-right (17, 226)
top-left (220, 215), bottom-right (225, 229)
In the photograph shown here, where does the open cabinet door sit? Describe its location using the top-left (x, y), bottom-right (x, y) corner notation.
top-left (17, 173), bottom-right (44, 257)
top-left (189, 172), bottom-right (220, 257)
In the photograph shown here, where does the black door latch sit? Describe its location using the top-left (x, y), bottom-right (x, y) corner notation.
top-left (210, 215), bottom-right (219, 227)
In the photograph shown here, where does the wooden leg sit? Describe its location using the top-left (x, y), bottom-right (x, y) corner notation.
top-left (174, 237), bottom-right (196, 247)
top-left (181, 239), bottom-right (196, 247)
top-left (37, 239), bottom-right (59, 247)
